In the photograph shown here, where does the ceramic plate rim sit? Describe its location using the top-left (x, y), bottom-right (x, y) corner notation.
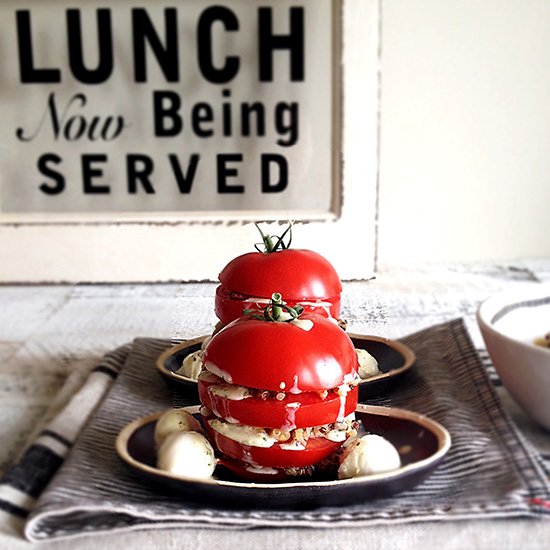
top-left (116, 404), bottom-right (451, 491)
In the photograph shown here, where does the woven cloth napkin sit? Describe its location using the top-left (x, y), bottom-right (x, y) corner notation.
top-left (1, 319), bottom-right (549, 541)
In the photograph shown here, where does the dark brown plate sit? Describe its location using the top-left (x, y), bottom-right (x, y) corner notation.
top-left (156, 334), bottom-right (416, 401)
top-left (116, 404), bottom-right (450, 509)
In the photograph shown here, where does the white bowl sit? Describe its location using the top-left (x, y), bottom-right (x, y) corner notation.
top-left (477, 284), bottom-right (550, 430)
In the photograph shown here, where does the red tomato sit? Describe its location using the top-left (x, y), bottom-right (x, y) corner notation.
top-left (198, 376), bottom-right (358, 430)
top-left (202, 314), bottom-right (358, 393)
top-left (204, 422), bottom-right (341, 468)
top-left (215, 249), bottom-right (342, 324)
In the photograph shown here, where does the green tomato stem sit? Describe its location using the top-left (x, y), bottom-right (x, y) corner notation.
top-left (254, 222), bottom-right (293, 254)
top-left (271, 292), bottom-right (283, 320)
top-left (244, 293), bottom-right (305, 323)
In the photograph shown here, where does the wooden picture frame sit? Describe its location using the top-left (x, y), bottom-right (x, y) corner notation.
top-left (0, 0), bottom-right (379, 282)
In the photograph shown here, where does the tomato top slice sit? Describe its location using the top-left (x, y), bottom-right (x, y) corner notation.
top-left (198, 377), bottom-right (358, 430)
top-left (202, 314), bottom-right (359, 392)
top-left (218, 249), bottom-right (342, 301)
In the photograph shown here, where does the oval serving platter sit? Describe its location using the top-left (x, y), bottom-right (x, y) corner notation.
top-left (116, 404), bottom-right (450, 510)
top-left (156, 334), bottom-right (416, 400)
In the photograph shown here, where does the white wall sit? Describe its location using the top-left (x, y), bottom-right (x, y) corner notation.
top-left (377, 0), bottom-right (550, 266)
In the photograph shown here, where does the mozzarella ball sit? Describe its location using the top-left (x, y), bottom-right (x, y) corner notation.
top-left (154, 408), bottom-right (202, 447)
top-left (157, 431), bottom-right (216, 479)
top-left (356, 348), bottom-right (380, 379)
top-left (338, 434), bottom-right (401, 479)
top-left (176, 350), bottom-right (203, 380)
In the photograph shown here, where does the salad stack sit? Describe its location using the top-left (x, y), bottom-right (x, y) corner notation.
top-left (155, 224), bottom-right (401, 482)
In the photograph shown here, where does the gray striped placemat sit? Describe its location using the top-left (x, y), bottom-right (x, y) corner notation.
top-left (7, 319), bottom-right (550, 540)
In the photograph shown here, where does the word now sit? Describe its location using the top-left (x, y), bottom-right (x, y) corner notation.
top-left (37, 153), bottom-right (289, 195)
top-left (16, 93), bottom-right (127, 142)
top-left (17, 6), bottom-right (304, 85)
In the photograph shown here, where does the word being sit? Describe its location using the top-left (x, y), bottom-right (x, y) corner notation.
top-left (16, 6), bottom-right (304, 85)
top-left (154, 89), bottom-right (298, 147)
top-left (37, 153), bottom-right (289, 195)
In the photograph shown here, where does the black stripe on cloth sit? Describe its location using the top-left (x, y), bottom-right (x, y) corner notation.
top-left (0, 498), bottom-right (29, 519)
top-left (91, 345), bottom-right (132, 378)
top-left (40, 430), bottom-right (72, 449)
top-left (476, 348), bottom-right (502, 386)
top-left (92, 365), bottom-right (119, 379)
top-left (0, 445), bottom-right (64, 498)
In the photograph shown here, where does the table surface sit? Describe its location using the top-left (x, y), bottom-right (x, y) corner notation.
top-left (1, 259), bottom-right (549, 549)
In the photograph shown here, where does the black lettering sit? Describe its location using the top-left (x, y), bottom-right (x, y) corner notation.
top-left (82, 154), bottom-right (109, 194)
top-left (191, 103), bottom-right (214, 137)
top-left (153, 91), bottom-right (182, 136)
top-left (261, 154), bottom-right (288, 193)
top-left (275, 102), bottom-right (298, 146)
top-left (64, 116), bottom-right (86, 141)
top-left (259, 7), bottom-right (304, 82)
top-left (169, 154), bottom-right (200, 193)
top-left (127, 155), bottom-right (155, 193)
top-left (241, 102), bottom-right (265, 137)
top-left (16, 11), bottom-right (61, 83)
top-left (38, 154), bottom-right (64, 195)
top-left (222, 89), bottom-right (232, 136)
top-left (197, 7), bottom-right (239, 84)
top-left (67, 9), bottom-right (113, 84)
top-left (217, 154), bottom-right (243, 193)
top-left (97, 116), bottom-right (126, 141)
top-left (133, 8), bottom-right (178, 82)
top-left (16, 92), bottom-right (68, 141)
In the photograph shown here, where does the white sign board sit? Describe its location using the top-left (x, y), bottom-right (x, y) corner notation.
top-left (1, 0), bottom-right (336, 217)
top-left (0, 0), bottom-right (379, 283)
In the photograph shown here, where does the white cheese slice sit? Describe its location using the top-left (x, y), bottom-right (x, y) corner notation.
top-left (208, 419), bottom-right (277, 448)
top-left (209, 383), bottom-right (252, 400)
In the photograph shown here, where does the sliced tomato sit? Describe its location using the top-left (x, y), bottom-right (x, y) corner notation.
top-left (219, 249), bottom-right (342, 301)
top-left (215, 248), bottom-right (342, 324)
top-left (214, 286), bottom-right (264, 326)
top-left (215, 285), bottom-right (340, 325)
top-left (199, 377), bottom-right (358, 430)
top-left (202, 314), bottom-right (358, 393)
top-left (204, 421), bottom-right (342, 468)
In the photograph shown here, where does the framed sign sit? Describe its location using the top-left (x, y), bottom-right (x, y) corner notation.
top-left (0, 0), bottom-right (379, 282)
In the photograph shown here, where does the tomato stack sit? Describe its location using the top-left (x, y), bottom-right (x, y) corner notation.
top-left (214, 224), bottom-right (343, 326)
top-left (199, 226), bottom-right (359, 481)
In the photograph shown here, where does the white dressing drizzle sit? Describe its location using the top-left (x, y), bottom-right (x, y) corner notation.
top-left (290, 319), bottom-right (314, 331)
